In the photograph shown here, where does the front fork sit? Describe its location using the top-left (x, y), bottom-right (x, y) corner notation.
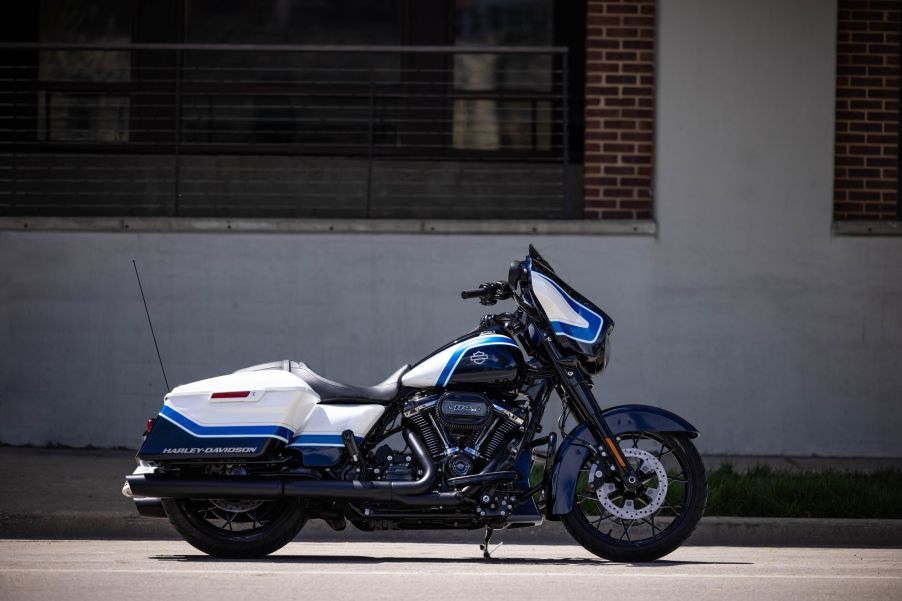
top-left (542, 338), bottom-right (640, 491)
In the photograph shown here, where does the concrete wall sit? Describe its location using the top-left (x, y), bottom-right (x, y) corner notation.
top-left (2, 0), bottom-right (901, 455)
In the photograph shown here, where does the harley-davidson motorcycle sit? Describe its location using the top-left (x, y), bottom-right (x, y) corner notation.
top-left (123, 246), bottom-right (706, 561)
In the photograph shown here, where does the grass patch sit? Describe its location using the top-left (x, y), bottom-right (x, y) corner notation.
top-left (531, 462), bottom-right (902, 519)
top-left (706, 465), bottom-right (902, 519)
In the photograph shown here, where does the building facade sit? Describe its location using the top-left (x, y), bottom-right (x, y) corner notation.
top-left (1, 0), bottom-right (900, 456)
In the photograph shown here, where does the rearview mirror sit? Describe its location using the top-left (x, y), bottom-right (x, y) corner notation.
top-left (508, 260), bottom-right (525, 289)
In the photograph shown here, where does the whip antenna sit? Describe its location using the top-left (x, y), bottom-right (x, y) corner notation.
top-left (133, 259), bottom-right (170, 392)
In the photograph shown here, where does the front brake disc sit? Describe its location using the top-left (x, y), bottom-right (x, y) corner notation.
top-left (596, 447), bottom-right (668, 520)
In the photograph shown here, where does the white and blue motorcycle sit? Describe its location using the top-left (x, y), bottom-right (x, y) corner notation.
top-left (124, 246), bottom-right (706, 561)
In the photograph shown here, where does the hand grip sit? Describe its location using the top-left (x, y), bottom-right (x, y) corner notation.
top-left (461, 288), bottom-right (486, 299)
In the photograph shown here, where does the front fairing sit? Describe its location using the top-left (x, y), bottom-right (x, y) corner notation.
top-left (523, 250), bottom-right (614, 365)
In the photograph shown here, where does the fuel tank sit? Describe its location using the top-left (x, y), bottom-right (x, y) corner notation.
top-left (401, 332), bottom-right (523, 391)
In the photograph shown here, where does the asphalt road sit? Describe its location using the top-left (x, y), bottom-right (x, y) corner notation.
top-left (1, 541), bottom-right (900, 601)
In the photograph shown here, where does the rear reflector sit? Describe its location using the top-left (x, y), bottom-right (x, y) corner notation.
top-left (211, 391), bottom-right (252, 399)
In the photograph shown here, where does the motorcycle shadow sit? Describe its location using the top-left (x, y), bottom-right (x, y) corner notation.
top-left (151, 554), bottom-right (749, 567)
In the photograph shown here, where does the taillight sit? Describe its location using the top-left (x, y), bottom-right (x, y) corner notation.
top-left (146, 418), bottom-right (155, 433)
top-left (210, 391), bottom-right (251, 399)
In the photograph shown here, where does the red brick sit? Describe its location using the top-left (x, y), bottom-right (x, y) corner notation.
top-left (623, 17), bottom-right (654, 27)
top-left (833, 0), bottom-right (899, 220)
top-left (603, 97), bottom-right (637, 107)
top-left (584, 200), bottom-right (619, 209)
top-left (603, 119), bottom-right (637, 130)
top-left (605, 51), bottom-right (637, 61)
top-left (622, 63), bottom-right (654, 73)
top-left (588, 16), bottom-right (621, 26)
top-left (604, 166), bottom-right (635, 175)
top-left (585, 177), bottom-right (619, 186)
top-left (621, 200), bottom-right (652, 210)
top-left (606, 74), bottom-right (638, 84)
top-left (598, 210), bottom-right (636, 219)
top-left (588, 39), bottom-right (621, 49)
top-left (620, 132), bottom-right (653, 142)
top-left (606, 4), bottom-right (638, 14)
top-left (584, 1), bottom-right (657, 218)
top-left (603, 143), bottom-right (635, 153)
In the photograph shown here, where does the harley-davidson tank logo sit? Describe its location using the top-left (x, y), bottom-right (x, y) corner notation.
top-left (470, 350), bottom-right (489, 365)
top-left (161, 446), bottom-right (257, 454)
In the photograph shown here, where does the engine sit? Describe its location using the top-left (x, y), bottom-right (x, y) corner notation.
top-left (402, 392), bottom-right (527, 478)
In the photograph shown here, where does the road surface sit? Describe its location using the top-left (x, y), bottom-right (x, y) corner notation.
top-left (0, 540), bottom-right (899, 601)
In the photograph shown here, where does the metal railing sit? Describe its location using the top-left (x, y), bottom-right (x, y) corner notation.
top-left (0, 43), bottom-right (573, 219)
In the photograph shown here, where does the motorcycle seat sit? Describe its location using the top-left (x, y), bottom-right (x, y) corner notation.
top-left (293, 362), bottom-right (409, 405)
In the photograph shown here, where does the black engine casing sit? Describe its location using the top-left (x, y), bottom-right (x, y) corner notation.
top-left (437, 392), bottom-right (491, 429)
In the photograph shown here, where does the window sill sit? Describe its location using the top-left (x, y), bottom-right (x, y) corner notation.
top-left (0, 217), bottom-right (658, 236)
top-left (832, 221), bottom-right (902, 236)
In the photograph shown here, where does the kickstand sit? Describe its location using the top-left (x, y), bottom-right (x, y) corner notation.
top-left (479, 526), bottom-right (503, 559)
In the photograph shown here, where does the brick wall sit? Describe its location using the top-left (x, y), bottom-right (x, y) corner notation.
top-left (583, 0), bottom-right (656, 220)
top-left (834, 0), bottom-right (900, 221)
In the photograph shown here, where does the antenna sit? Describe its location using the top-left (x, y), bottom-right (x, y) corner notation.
top-left (133, 259), bottom-right (170, 392)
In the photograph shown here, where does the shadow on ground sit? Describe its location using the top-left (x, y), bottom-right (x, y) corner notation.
top-left (152, 554), bottom-right (752, 567)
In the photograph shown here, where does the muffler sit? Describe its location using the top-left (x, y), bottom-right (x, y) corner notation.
top-left (126, 428), bottom-right (468, 506)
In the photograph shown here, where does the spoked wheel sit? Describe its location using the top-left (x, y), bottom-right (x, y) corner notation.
top-left (161, 497), bottom-right (307, 558)
top-left (560, 432), bottom-right (706, 562)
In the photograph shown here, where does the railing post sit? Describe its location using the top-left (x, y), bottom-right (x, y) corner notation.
top-left (172, 48), bottom-right (182, 217)
top-left (11, 73), bottom-right (17, 211)
top-left (561, 50), bottom-right (571, 215)
top-left (365, 66), bottom-right (375, 219)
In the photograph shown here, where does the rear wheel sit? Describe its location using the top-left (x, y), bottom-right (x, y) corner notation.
top-left (560, 432), bottom-right (706, 562)
top-left (162, 497), bottom-right (307, 558)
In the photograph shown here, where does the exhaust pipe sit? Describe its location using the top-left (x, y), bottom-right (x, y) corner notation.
top-left (126, 428), bottom-right (469, 506)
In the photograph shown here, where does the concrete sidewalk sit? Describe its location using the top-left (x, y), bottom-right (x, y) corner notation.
top-left (1, 447), bottom-right (900, 546)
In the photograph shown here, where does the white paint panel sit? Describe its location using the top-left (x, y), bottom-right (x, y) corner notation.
top-left (299, 404), bottom-right (385, 441)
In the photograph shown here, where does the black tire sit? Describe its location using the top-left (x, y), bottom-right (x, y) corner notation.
top-left (162, 497), bottom-right (307, 558)
top-left (560, 432), bottom-right (707, 563)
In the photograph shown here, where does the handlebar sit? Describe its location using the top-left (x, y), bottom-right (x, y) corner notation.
top-left (460, 281), bottom-right (513, 305)
top-left (461, 287), bottom-right (487, 299)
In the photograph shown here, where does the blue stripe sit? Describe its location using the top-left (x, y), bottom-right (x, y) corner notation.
top-left (159, 404), bottom-right (294, 442)
top-left (436, 335), bottom-right (519, 387)
top-left (288, 434), bottom-right (363, 447)
top-left (533, 272), bottom-right (604, 344)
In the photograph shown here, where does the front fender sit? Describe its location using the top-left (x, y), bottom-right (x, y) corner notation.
top-left (549, 404), bottom-right (699, 516)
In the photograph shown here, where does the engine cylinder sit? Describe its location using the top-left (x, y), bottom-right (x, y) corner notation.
top-left (403, 393), bottom-right (525, 463)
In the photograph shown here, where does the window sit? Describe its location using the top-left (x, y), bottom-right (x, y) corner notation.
top-left (0, 0), bottom-right (580, 220)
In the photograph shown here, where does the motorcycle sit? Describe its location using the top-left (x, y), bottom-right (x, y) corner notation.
top-left (123, 245), bottom-right (707, 561)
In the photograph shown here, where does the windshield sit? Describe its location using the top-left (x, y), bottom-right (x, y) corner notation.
top-left (528, 244), bottom-right (555, 274)
top-left (524, 246), bottom-right (614, 367)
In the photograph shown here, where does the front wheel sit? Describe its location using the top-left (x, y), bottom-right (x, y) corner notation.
top-left (161, 497), bottom-right (307, 558)
top-left (560, 432), bottom-right (706, 562)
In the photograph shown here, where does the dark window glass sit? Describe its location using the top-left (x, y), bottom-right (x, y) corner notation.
top-left (182, 0), bottom-right (404, 147)
top-left (453, 0), bottom-right (554, 151)
top-left (38, 0), bottom-right (132, 142)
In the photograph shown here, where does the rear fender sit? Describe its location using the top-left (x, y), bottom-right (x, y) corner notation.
top-left (549, 404), bottom-right (699, 516)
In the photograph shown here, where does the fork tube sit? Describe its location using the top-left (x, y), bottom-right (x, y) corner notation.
top-left (541, 337), bottom-right (631, 478)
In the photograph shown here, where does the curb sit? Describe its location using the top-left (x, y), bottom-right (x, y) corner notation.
top-left (2, 512), bottom-right (901, 548)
